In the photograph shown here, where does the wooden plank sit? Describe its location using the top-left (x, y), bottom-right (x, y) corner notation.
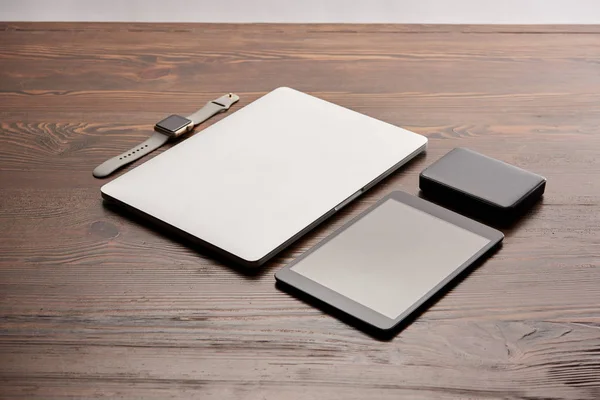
top-left (0, 23), bottom-right (599, 399)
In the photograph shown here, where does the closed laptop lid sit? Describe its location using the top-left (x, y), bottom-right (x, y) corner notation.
top-left (101, 87), bottom-right (427, 265)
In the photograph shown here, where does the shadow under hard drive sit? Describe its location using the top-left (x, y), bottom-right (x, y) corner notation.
top-left (418, 189), bottom-right (544, 230)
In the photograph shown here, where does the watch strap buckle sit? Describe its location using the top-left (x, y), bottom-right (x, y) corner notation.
top-left (187, 93), bottom-right (239, 125)
top-left (210, 93), bottom-right (240, 110)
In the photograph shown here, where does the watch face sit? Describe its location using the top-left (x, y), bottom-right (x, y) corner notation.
top-left (155, 115), bottom-right (192, 134)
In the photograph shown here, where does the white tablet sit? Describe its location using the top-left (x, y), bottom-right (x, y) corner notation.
top-left (101, 88), bottom-right (427, 267)
top-left (275, 191), bottom-right (504, 332)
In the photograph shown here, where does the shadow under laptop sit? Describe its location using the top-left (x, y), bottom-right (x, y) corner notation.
top-left (275, 241), bottom-right (502, 342)
top-left (102, 201), bottom-right (270, 279)
top-left (102, 152), bottom-right (429, 280)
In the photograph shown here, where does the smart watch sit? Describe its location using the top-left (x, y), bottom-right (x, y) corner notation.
top-left (93, 93), bottom-right (239, 178)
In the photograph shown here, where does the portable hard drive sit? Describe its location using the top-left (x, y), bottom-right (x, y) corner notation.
top-left (419, 148), bottom-right (546, 224)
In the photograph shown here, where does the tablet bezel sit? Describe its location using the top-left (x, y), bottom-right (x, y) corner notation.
top-left (275, 191), bottom-right (504, 332)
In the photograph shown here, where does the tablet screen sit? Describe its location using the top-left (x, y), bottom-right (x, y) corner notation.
top-left (290, 198), bottom-right (491, 319)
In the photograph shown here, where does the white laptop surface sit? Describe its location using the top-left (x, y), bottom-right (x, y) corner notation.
top-left (101, 87), bottom-right (427, 267)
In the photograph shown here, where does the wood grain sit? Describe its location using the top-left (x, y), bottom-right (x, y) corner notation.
top-left (1, 22), bottom-right (599, 399)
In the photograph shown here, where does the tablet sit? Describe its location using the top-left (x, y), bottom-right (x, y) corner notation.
top-left (275, 191), bottom-right (504, 332)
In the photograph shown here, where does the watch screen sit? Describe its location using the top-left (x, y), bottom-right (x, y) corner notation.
top-left (156, 115), bottom-right (191, 133)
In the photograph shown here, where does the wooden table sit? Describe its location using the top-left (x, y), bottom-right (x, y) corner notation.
top-left (1, 23), bottom-right (599, 399)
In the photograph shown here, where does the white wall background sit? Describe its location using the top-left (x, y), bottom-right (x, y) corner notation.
top-left (1, 0), bottom-right (600, 24)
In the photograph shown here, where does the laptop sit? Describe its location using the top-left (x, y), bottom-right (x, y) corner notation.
top-left (101, 87), bottom-right (427, 267)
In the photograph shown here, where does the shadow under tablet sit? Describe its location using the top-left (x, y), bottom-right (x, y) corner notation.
top-left (274, 191), bottom-right (505, 340)
top-left (276, 241), bottom-right (502, 341)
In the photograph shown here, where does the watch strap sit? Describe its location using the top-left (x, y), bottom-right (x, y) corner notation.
top-left (92, 132), bottom-right (169, 178)
top-left (187, 93), bottom-right (239, 125)
top-left (92, 93), bottom-right (240, 179)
